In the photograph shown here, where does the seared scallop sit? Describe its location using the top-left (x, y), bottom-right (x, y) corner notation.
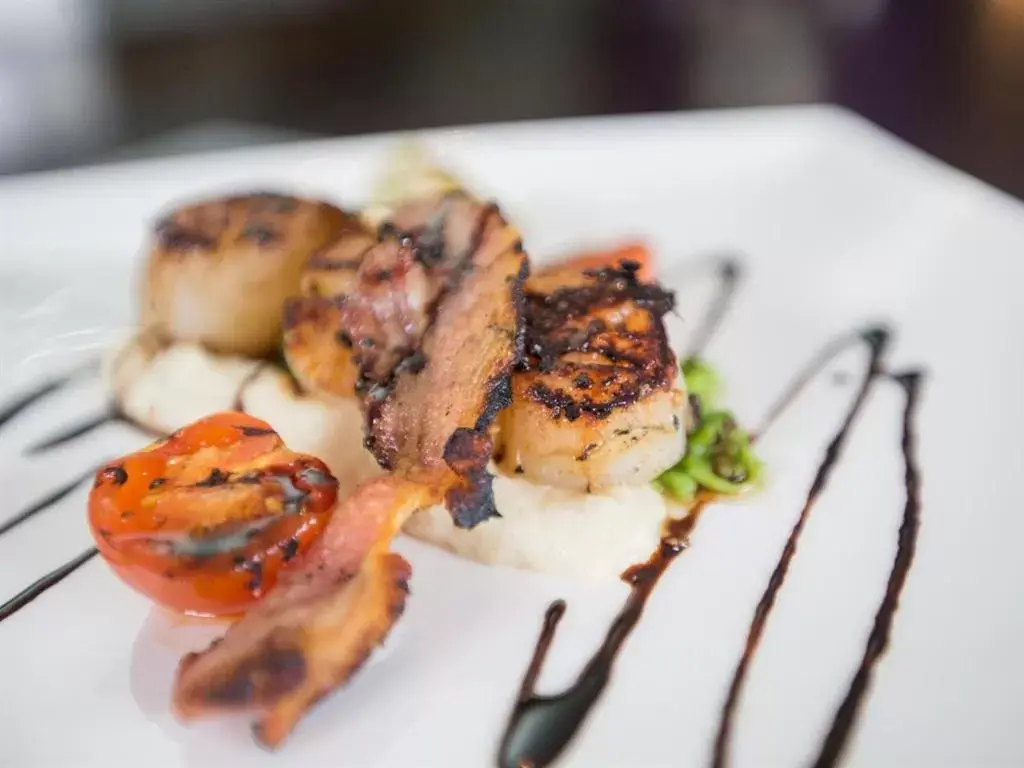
top-left (281, 218), bottom-right (376, 398)
top-left (141, 192), bottom-right (351, 357)
top-left (500, 262), bottom-right (687, 492)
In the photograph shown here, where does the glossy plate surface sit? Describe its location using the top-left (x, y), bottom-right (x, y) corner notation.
top-left (0, 105), bottom-right (1021, 767)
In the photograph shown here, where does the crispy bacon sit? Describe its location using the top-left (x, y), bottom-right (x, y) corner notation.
top-left (173, 470), bottom-right (447, 748)
top-left (286, 191), bottom-right (528, 527)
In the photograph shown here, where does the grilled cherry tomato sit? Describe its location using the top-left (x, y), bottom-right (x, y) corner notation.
top-left (552, 242), bottom-right (654, 282)
top-left (88, 412), bottom-right (339, 617)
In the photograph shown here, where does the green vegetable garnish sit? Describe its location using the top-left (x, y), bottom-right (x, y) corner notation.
top-left (655, 357), bottom-right (762, 503)
top-left (659, 470), bottom-right (698, 503)
top-left (682, 357), bottom-right (722, 411)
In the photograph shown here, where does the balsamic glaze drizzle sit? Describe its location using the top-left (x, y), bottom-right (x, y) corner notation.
top-left (684, 257), bottom-right (741, 360)
top-left (753, 329), bottom-right (883, 439)
top-left (0, 463), bottom-right (109, 539)
top-left (0, 370), bottom-right (81, 430)
top-left (0, 547), bottom-right (99, 622)
top-left (710, 328), bottom-right (891, 768)
top-left (232, 362), bottom-right (268, 412)
top-left (26, 408), bottom-right (119, 455)
top-left (809, 371), bottom-right (924, 768)
top-left (498, 511), bottom-right (704, 768)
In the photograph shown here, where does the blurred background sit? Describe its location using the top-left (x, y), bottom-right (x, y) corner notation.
top-left (1, 0), bottom-right (1022, 197)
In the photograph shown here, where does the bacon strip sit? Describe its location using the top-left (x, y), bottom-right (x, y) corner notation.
top-left (286, 191), bottom-right (528, 526)
top-left (173, 470), bottom-right (449, 748)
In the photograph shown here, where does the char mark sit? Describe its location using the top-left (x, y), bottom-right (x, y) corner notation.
top-left (198, 641), bottom-right (307, 707)
top-left (195, 468), bottom-right (231, 487)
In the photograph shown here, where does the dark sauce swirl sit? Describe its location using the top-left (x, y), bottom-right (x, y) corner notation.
top-left (0, 548), bottom-right (99, 623)
top-left (497, 511), bottom-right (705, 768)
top-left (710, 327), bottom-right (891, 767)
top-left (808, 371), bottom-right (924, 768)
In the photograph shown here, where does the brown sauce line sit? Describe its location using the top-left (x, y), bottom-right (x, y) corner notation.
top-left (25, 408), bottom-right (121, 455)
top-left (709, 328), bottom-right (891, 768)
top-left (20, 357), bottom-right (260, 457)
top-left (683, 257), bottom-right (741, 361)
top-left (809, 370), bottom-right (924, 768)
top-left (0, 462), bottom-right (111, 538)
top-left (232, 361), bottom-right (269, 412)
top-left (752, 327), bottom-right (889, 441)
top-left (0, 547), bottom-right (99, 623)
top-left (0, 363), bottom-right (93, 431)
top-left (497, 509), bottom-right (706, 768)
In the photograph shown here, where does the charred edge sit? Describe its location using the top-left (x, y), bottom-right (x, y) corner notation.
top-left (529, 264), bottom-right (675, 321)
top-left (444, 427), bottom-right (500, 528)
top-left (394, 350), bottom-right (427, 376)
top-left (474, 253), bottom-right (528, 435)
top-left (149, 477), bottom-right (166, 490)
top-left (198, 643), bottom-right (307, 708)
top-left (519, 268), bottom-right (675, 420)
top-left (395, 572), bottom-right (411, 595)
top-left (443, 428), bottom-right (493, 476)
top-left (361, 348), bottom-right (425, 469)
top-left (526, 380), bottom-right (641, 421)
top-left (281, 297), bottom-right (309, 330)
top-left (239, 222), bottom-right (279, 246)
top-left (238, 425), bottom-right (276, 437)
top-left (336, 330), bottom-right (353, 349)
top-left (246, 561), bottom-right (264, 593)
top-left (306, 251), bottom-right (363, 271)
top-left (98, 464), bottom-right (129, 487)
top-left (154, 221), bottom-right (217, 252)
top-left (195, 468), bottom-right (231, 487)
top-left (281, 538), bottom-right (300, 563)
top-left (577, 442), bottom-right (599, 462)
top-left (446, 471), bottom-right (499, 528)
top-left (389, 569), bottom-right (412, 621)
top-left (282, 295), bottom-right (344, 331)
top-left (242, 192), bottom-right (299, 213)
top-left (476, 376), bottom-right (513, 432)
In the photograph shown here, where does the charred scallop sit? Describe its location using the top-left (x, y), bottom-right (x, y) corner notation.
top-left (501, 261), bottom-right (687, 492)
top-left (143, 192), bottom-right (351, 357)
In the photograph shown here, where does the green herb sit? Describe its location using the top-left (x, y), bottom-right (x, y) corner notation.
top-left (655, 357), bottom-right (762, 503)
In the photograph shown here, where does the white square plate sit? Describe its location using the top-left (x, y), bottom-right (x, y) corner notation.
top-left (0, 105), bottom-right (1022, 767)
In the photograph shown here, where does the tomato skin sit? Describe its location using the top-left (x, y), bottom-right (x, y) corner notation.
top-left (88, 412), bottom-right (339, 617)
top-left (550, 242), bottom-right (655, 282)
